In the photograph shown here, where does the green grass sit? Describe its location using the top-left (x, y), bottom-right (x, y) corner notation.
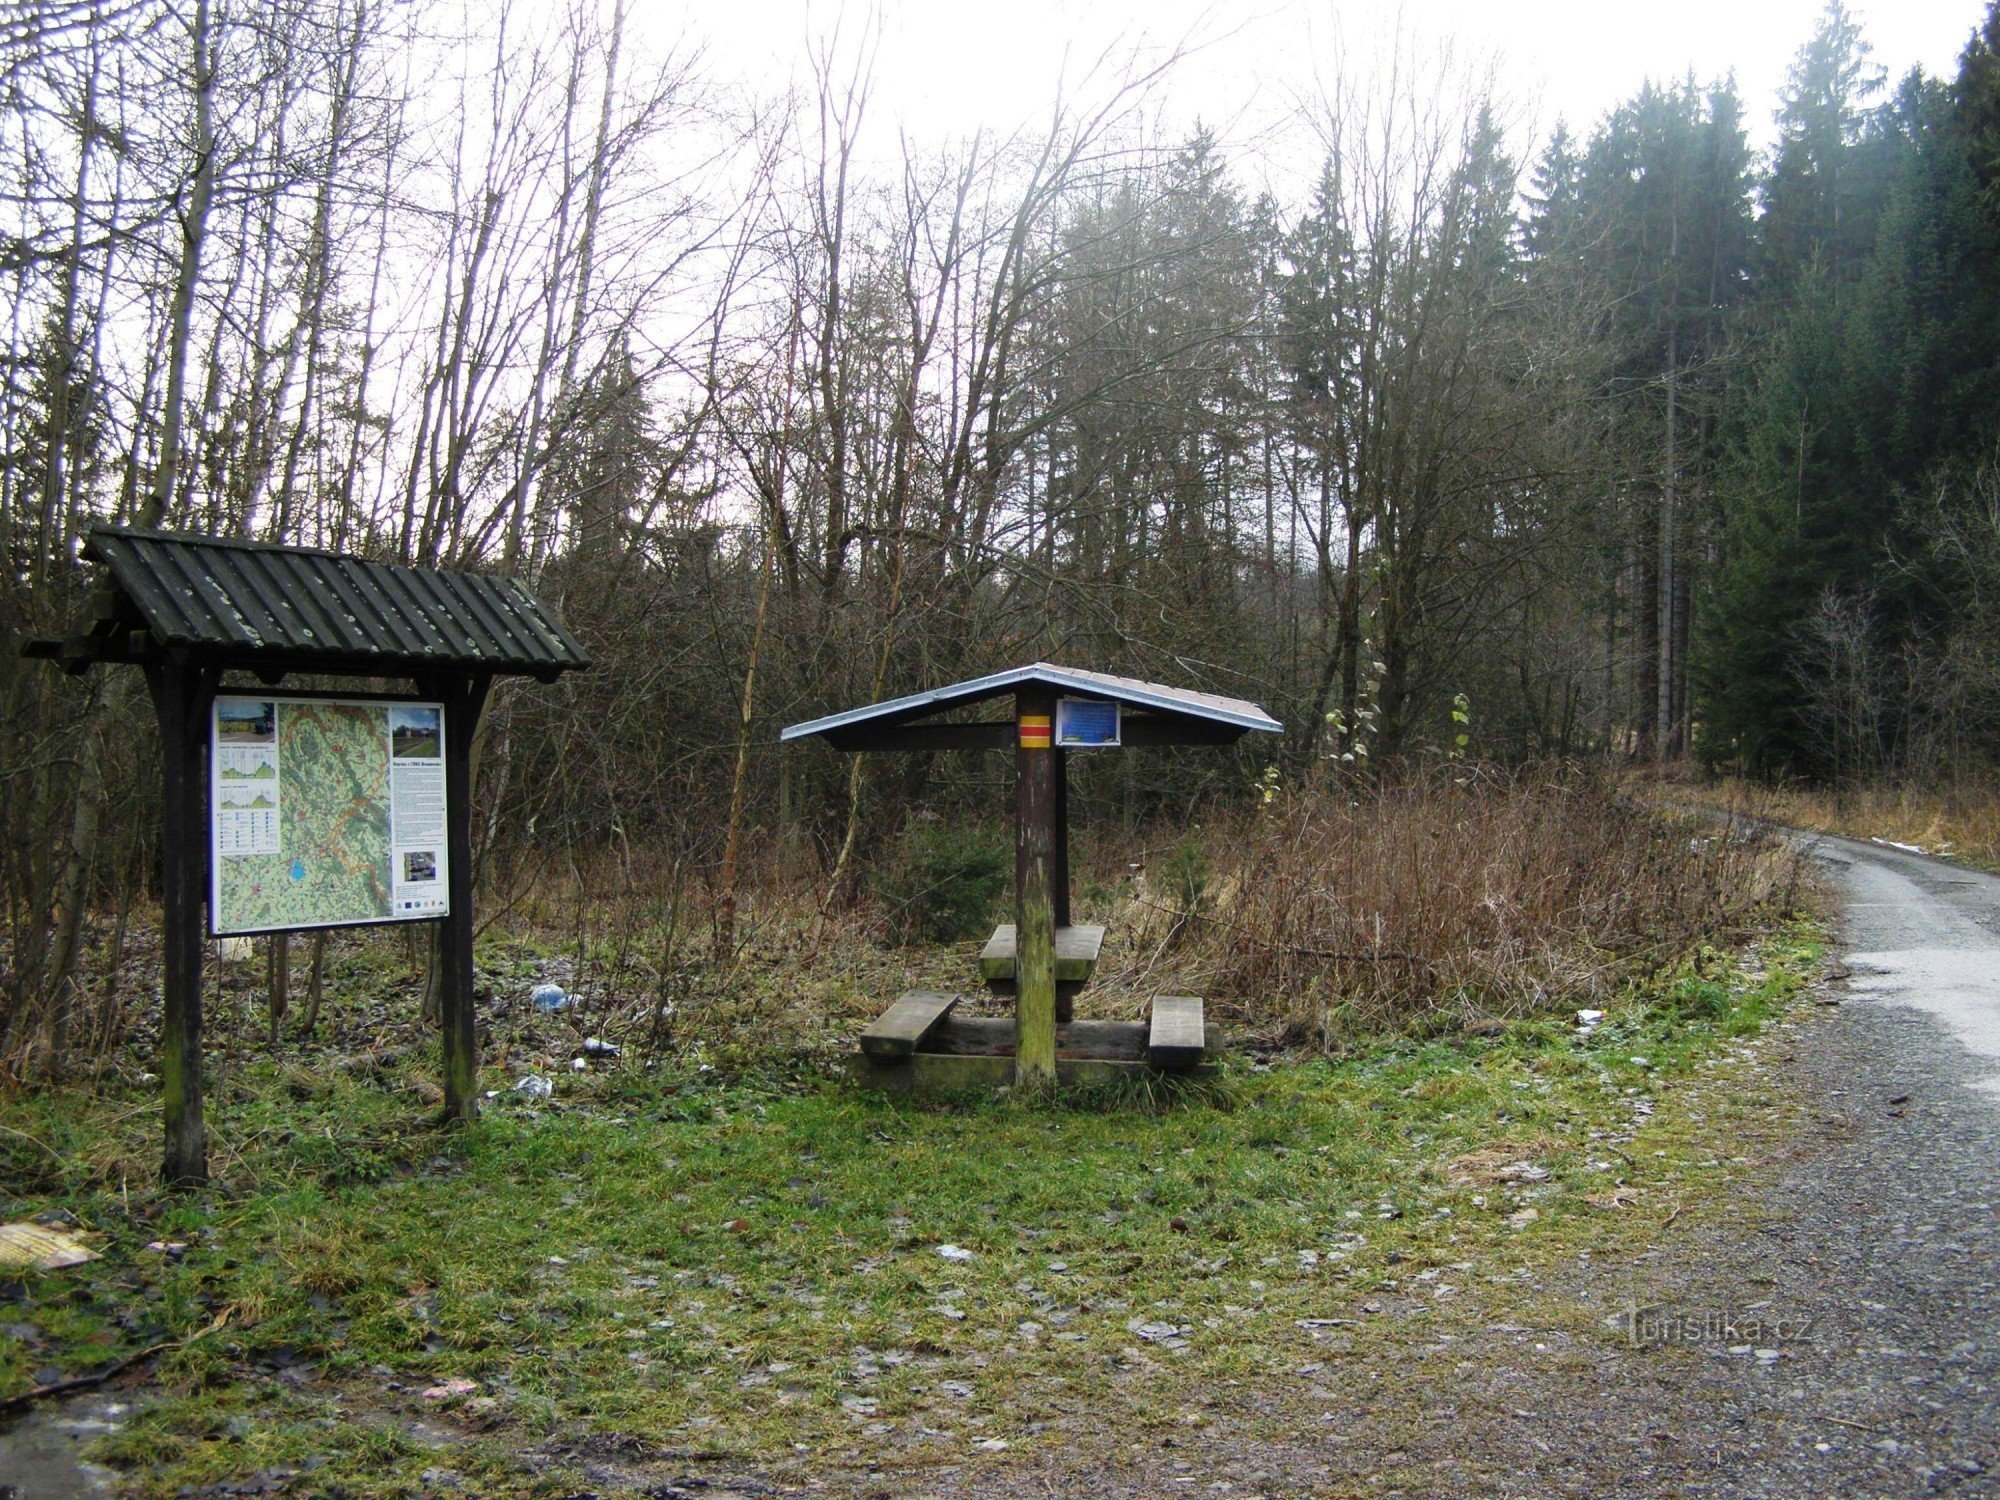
top-left (0, 921), bottom-right (1823, 1497)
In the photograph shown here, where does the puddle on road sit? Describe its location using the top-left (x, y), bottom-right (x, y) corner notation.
top-left (1844, 947), bottom-right (2000, 1094)
top-left (0, 1388), bottom-right (130, 1498)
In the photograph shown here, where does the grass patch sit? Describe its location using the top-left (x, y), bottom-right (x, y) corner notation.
top-left (0, 920), bottom-right (1824, 1497)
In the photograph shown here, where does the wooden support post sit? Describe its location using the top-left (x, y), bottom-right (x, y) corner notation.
top-left (1014, 687), bottom-right (1058, 1090)
top-left (433, 673), bottom-right (491, 1122)
top-left (1052, 747), bottom-right (1071, 926)
top-left (1051, 746), bottom-right (1072, 1023)
top-left (145, 659), bottom-right (217, 1188)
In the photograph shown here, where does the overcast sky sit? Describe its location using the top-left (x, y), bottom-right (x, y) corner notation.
top-left (678, 0), bottom-right (1988, 174)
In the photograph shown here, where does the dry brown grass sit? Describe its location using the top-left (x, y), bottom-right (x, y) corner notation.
top-left (21, 768), bottom-right (1804, 1097)
top-left (237, 767), bottom-right (1800, 1072)
top-left (1117, 766), bottom-right (1805, 1050)
top-left (1668, 774), bottom-right (2000, 872)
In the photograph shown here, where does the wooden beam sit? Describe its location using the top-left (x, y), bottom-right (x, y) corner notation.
top-left (1014, 686), bottom-right (1058, 1089)
top-left (430, 673), bottom-right (491, 1123)
top-left (859, 990), bottom-right (960, 1058)
top-left (113, 647), bottom-right (571, 683)
top-left (1119, 715), bottom-right (1246, 747)
top-left (145, 660), bottom-right (218, 1187)
top-left (914, 1015), bottom-right (1153, 1059)
top-left (847, 1016), bottom-right (1225, 1093)
top-left (823, 720), bottom-right (1012, 752)
top-left (30, 629), bottom-right (160, 675)
top-left (850, 1051), bottom-right (1196, 1093)
top-left (1148, 996), bottom-right (1207, 1071)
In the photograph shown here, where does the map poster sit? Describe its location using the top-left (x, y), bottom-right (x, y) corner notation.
top-left (209, 695), bottom-right (450, 935)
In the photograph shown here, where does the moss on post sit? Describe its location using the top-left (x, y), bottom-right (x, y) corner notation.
top-left (1014, 687), bottom-right (1058, 1090)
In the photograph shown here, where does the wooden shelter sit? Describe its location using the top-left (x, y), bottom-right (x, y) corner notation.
top-left (782, 663), bottom-right (1281, 1090)
top-left (25, 526), bottom-right (588, 1185)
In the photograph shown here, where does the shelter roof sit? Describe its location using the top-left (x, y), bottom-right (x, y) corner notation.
top-left (781, 661), bottom-right (1281, 744)
top-left (26, 527), bottom-right (589, 680)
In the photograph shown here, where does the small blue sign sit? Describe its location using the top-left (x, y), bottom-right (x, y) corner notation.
top-left (1055, 697), bottom-right (1120, 748)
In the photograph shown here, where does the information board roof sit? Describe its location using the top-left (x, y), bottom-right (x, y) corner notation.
top-left (42, 527), bottom-right (589, 679)
top-left (781, 662), bottom-right (1281, 742)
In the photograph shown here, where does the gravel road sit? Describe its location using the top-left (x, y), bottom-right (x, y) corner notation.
top-left (1596, 830), bottom-right (2000, 1499)
top-left (848, 831), bottom-right (2000, 1498)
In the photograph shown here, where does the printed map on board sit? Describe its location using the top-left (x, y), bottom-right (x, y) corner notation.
top-left (215, 702), bottom-right (391, 932)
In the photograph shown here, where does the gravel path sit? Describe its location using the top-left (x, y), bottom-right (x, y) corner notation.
top-left (836, 832), bottom-right (2000, 1498)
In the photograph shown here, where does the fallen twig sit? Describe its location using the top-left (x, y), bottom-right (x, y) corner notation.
top-left (0, 1306), bottom-right (233, 1414)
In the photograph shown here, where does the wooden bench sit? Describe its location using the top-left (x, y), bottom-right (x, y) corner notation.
top-left (978, 923), bottom-right (1105, 1022)
top-left (847, 1011), bottom-right (1225, 1092)
top-left (859, 990), bottom-right (960, 1059)
top-left (1148, 995), bottom-right (1206, 1071)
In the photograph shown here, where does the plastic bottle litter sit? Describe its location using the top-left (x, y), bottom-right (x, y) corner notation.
top-left (583, 1036), bottom-right (620, 1058)
top-left (530, 984), bottom-right (569, 1012)
top-left (514, 1074), bottom-right (554, 1098)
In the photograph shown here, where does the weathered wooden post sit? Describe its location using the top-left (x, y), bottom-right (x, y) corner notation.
top-left (147, 659), bottom-right (217, 1187)
top-left (1051, 744), bottom-right (1072, 1021)
top-left (1014, 687), bottom-right (1058, 1089)
top-left (431, 672), bottom-right (491, 1122)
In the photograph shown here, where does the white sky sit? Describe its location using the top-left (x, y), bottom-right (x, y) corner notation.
top-left (677, 0), bottom-right (1988, 178)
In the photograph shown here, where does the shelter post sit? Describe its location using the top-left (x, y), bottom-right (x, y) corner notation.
top-left (1051, 746), bottom-right (1072, 1021)
top-left (1052, 746), bottom-right (1070, 925)
top-left (431, 672), bottom-right (492, 1123)
top-left (1014, 686), bottom-right (1058, 1087)
top-left (147, 658), bottom-right (218, 1186)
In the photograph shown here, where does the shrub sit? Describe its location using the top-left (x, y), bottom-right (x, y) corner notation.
top-left (1156, 836), bottom-right (1210, 949)
top-left (1135, 764), bottom-right (1805, 1049)
top-left (872, 823), bottom-right (1011, 945)
top-left (1160, 837), bottom-right (1210, 913)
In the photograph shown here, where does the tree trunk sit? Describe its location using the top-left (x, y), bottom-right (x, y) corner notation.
top-left (150, 0), bottom-right (216, 523)
top-left (717, 494), bottom-right (775, 954)
top-left (266, 933), bottom-right (289, 1045)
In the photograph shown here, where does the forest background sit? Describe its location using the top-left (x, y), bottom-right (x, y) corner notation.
top-left (5, 0), bottom-right (2000, 1074)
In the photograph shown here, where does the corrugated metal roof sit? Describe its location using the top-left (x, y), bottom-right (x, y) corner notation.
top-left (781, 662), bottom-right (1281, 741)
top-left (81, 527), bottom-right (589, 676)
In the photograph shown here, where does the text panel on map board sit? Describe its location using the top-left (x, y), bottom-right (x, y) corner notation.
top-left (210, 695), bottom-right (450, 935)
